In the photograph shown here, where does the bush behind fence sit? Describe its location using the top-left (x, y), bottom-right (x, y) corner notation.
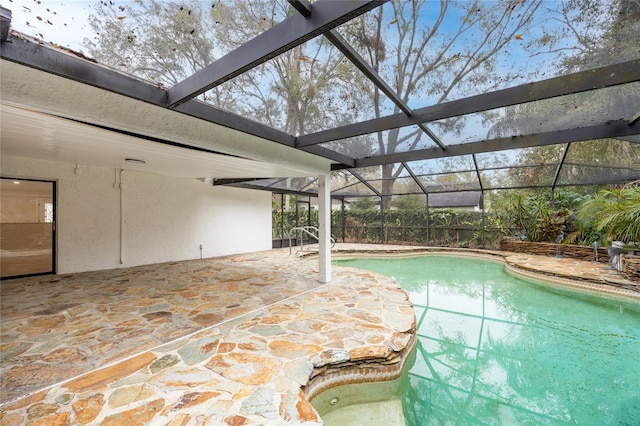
top-left (273, 209), bottom-right (507, 248)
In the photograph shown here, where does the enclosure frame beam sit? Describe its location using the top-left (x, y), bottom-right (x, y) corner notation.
top-left (402, 162), bottom-right (430, 196)
top-left (550, 143), bottom-right (572, 209)
top-left (348, 169), bottom-right (383, 198)
top-left (299, 59), bottom-right (640, 147)
top-left (287, 0), bottom-right (312, 17)
top-left (472, 154), bottom-right (486, 247)
top-left (167, 0), bottom-right (386, 107)
top-left (321, 30), bottom-right (446, 150)
top-left (352, 121), bottom-right (638, 167)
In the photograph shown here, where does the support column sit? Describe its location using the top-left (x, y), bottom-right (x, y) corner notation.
top-left (318, 174), bottom-right (332, 283)
top-left (341, 199), bottom-right (346, 243)
top-left (480, 191), bottom-right (486, 248)
top-left (426, 193), bottom-right (430, 245)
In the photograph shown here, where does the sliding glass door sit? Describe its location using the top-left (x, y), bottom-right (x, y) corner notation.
top-left (1, 178), bottom-right (55, 278)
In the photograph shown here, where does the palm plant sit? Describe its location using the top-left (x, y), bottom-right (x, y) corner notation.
top-left (576, 184), bottom-right (640, 247)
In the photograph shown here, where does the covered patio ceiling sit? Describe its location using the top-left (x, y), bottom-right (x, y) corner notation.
top-left (1, 0), bottom-right (639, 198)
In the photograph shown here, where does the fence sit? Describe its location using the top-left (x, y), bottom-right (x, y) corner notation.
top-left (273, 208), bottom-right (506, 249)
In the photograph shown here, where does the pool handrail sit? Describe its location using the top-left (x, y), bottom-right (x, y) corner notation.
top-left (288, 226), bottom-right (336, 255)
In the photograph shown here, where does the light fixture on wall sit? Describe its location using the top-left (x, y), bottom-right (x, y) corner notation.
top-left (12, 181), bottom-right (20, 184)
top-left (124, 158), bottom-right (146, 164)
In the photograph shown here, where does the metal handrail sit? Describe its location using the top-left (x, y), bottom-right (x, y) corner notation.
top-left (288, 226), bottom-right (336, 255)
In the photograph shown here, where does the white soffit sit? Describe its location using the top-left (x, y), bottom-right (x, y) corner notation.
top-left (0, 103), bottom-right (309, 179)
top-left (0, 59), bottom-right (332, 179)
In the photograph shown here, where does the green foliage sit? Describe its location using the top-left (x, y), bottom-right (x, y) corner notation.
top-left (348, 198), bottom-right (377, 211)
top-left (576, 185), bottom-right (640, 246)
top-left (490, 189), bottom-right (585, 243)
top-left (270, 184), bottom-right (640, 249)
top-left (273, 204), bottom-right (489, 247)
top-left (488, 186), bottom-right (640, 247)
top-left (392, 195), bottom-right (425, 211)
top-left (471, 215), bottom-right (507, 248)
top-left (272, 208), bottom-right (318, 239)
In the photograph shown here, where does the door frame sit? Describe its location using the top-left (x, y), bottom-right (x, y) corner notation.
top-left (0, 177), bottom-right (56, 279)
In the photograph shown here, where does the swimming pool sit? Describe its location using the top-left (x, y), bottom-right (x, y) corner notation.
top-left (333, 255), bottom-right (640, 425)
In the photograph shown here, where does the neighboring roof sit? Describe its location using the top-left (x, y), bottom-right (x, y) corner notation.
top-left (428, 192), bottom-right (481, 208)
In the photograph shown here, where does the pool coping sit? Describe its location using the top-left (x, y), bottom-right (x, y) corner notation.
top-left (322, 247), bottom-right (640, 301)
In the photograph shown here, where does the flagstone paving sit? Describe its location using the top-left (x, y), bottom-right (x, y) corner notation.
top-left (1, 244), bottom-right (637, 425)
top-left (1, 251), bottom-right (324, 404)
top-left (0, 247), bottom-right (417, 425)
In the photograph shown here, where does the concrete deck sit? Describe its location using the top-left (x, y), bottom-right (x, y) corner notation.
top-left (1, 245), bottom-right (637, 425)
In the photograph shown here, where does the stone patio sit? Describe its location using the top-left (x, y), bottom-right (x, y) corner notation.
top-left (0, 244), bottom-right (637, 425)
top-left (0, 247), bottom-right (416, 425)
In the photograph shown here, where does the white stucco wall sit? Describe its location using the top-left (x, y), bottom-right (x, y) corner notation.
top-left (1, 155), bottom-right (272, 274)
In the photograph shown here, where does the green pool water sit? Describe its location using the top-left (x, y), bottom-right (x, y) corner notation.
top-left (335, 256), bottom-right (640, 425)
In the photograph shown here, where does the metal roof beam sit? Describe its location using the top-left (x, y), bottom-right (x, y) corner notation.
top-left (322, 29), bottom-right (446, 150)
top-left (354, 120), bottom-right (639, 167)
top-left (348, 169), bottom-right (382, 197)
top-left (174, 101), bottom-right (295, 146)
top-left (287, 0), bottom-right (312, 17)
top-left (561, 162), bottom-right (640, 173)
top-left (323, 29), bottom-right (411, 116)
top-left (417, 123), bottom-right (446, 150)
top-left (551, 143), bottom-right (571, 192)
top-left (301, 144), bottom-right (355, 167)
top-left (230, 183), bottom-right (320, 198)
top-left (472, 154), bottom-right (484, 192)
top-left (297, 59), bottom-right (640, 147)
top-left (213, 178), bottom-right (272, 186)
top-left (167, 0), bottom-right (386, 108)
top-left (401, 162), bottom-right (429, 196)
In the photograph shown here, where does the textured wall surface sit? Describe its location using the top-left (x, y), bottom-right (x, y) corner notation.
top-left (501, 239), bottom-right (639, 284)
top-left (500, 239), bottom-right (610, 262)
top-left (624, 256), bottom-right (640, 282)
top-left (1, 155), bottom-right (271, 273)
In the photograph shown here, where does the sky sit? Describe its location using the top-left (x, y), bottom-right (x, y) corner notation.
top-left (3, 0), bottom-right (101, 52)
top-left (4, 1), bottom-right (568, 72)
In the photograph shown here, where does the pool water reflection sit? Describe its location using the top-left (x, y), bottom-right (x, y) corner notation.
top-left (336, 256), bottom-right (640, 425)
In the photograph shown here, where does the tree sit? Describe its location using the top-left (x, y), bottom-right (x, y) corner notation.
top-left (488, 0), bottom-right (640, 189)
top-left (83, 0), bottom-right (638, 207)
top-left (85, 1), bottom-right (226, 96)
top-left (340, 0), bottom-right (547, 210)
top-left (85, 0), bottom-right (366, 136)
top-left (544, 0), bottom-right (640, 71)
